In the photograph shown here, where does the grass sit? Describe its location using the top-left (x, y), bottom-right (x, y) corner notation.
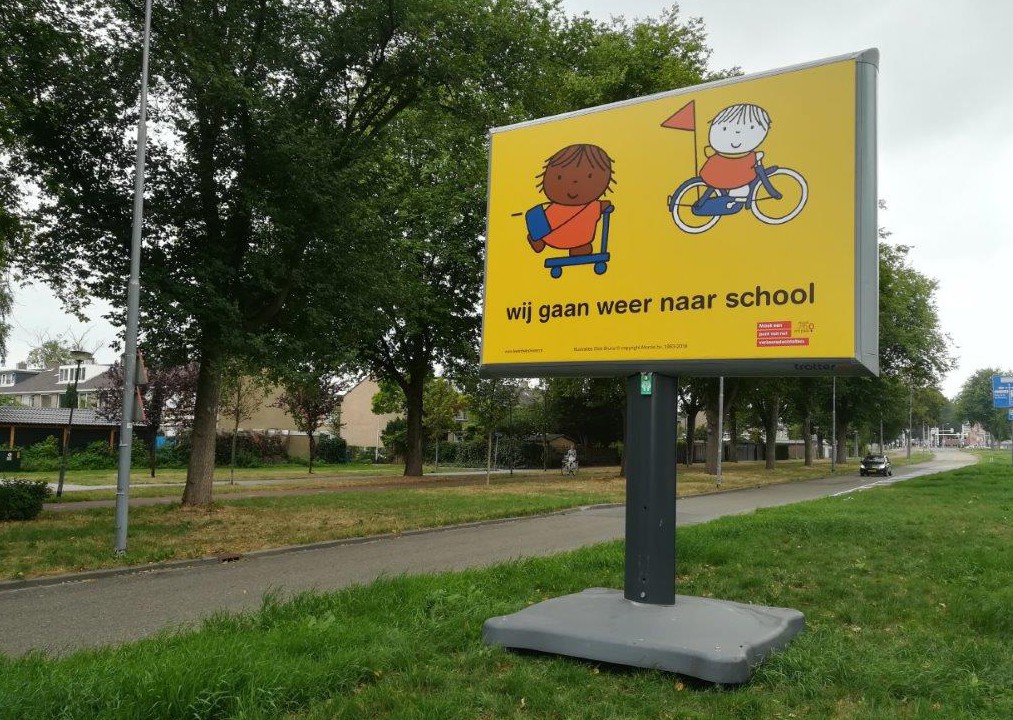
top-left (1, 456), bottom-right (936, 580)
top-left (0, 459), bottom-right (1008, 719)
top-left (13, 462), bottom-right (414, 488)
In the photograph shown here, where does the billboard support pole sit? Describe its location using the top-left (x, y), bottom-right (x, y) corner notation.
top-left (484, 373), bottom-right (804, 683)
top-left (623, 373), bottom-right (677, 604)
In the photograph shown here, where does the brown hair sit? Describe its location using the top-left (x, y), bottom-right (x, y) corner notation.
top-left (537, 144), bottom-right (616, 193)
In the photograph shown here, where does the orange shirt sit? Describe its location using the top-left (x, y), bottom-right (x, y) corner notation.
top-left (542, 202), bottom-right (604, 249)
top-left (700, 152), bottom-right (758, 189)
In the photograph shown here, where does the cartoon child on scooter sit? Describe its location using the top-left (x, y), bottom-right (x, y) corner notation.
top-left (524, 143), bottom-right (615, 278)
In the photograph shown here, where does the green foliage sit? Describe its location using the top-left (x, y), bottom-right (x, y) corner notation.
top-left (24, 339), bottom-right (72, 370)
top-left (381, 417), bottom-right (408, 462)
top-left (210, 433), bottom-right (287, 468)
top-left (315, 435), bottom-right (347, 464)
top-left (19, 435), bottom-right (60, 466)
top-left (19, 438), bottom-right (151, 471)
top-left (955, 368), bottom-right (1013, 443)
top-left (0, 477), bottom-right (51, 521)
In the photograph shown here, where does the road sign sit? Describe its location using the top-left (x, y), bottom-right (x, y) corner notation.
top-left (992, 375), bottom-right (1013, 408)
top-left (1008, 409), bottom-right (1013, 422)
top-left (481, 50), bottom-right (879, 378)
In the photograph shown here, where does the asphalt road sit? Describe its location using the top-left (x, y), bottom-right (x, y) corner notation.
top-left (0, 449), bottom-right (973, 657)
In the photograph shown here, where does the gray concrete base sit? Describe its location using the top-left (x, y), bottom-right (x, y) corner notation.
top-left (483, 587), bottom-right (805, 684)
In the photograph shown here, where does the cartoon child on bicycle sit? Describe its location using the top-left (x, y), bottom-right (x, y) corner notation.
top-left (664, 100), bottom-right (808, 234)
top-left (699, 103), bottom-right (771, 209)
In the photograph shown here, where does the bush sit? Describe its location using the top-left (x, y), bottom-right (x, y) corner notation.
top-left (67, 440), bottom-right (116, 470)
top-left (207, 432), bottom-right (288, 466)
top-left (20, 436), bottom-right (61, 471)
top-left (316, 435), bottom-right (347, 464)
top-left (0, 477), bottom-right (52, 521)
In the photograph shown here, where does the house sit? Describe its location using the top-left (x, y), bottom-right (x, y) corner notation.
top-left (213, 376), bottom-right (398, 459)
top-left (0, 357), bottom-right (113, 409)
top-left (0, 363), bottom-right (42, 390)
top-left (337, 378), bottom-right (399, 449)
top-left (215, 380), bottom-right (314, 459)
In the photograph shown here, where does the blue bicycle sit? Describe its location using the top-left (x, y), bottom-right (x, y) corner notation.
top-left (667, 161), bottom-right (808, 234)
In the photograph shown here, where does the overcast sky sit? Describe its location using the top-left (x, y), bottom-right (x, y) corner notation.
top-left (7, 0), bottom-right (1010, 398)
top-left (558, 0), bottom-right (1012, 398)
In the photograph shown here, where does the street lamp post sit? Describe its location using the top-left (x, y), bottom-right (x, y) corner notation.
top-left (56, 350), bottom-right (93, 498)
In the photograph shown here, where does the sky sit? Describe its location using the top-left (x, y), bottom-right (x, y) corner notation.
top-left (6, 0), bottom-right (1010, 398)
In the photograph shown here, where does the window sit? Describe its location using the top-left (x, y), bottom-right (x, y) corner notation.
top-left (57, 366), bottom-right (86, 383)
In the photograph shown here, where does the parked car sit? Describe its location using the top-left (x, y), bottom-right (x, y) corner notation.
top-left (859, 454), bottom-right (892, 477)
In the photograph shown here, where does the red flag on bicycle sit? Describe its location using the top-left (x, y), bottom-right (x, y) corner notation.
top-left (662, 101), bottom-right (696, 130)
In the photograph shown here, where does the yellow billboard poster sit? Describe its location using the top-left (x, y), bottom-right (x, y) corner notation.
top-left (481, 50), bottom-right (879, 377)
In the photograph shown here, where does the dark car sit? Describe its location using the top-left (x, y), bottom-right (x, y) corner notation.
top-left (859, 454), bottom-right (892, 477)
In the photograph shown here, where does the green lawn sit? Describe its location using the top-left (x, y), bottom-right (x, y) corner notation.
top-left (13, 462), bottom-right (416, 487)
top-left (2, 456), bottom-right (939, 580)
top-left (1, 460), bottom-right (1009, 719)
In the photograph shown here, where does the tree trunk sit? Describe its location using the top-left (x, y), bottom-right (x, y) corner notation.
top-left (728, 411), bottom-right (739, 462)
top-left (307, 432), bottom-right (315, 474)
top-left (836, 425), bottom-right (849, 464)
top-left (485, 430), bottom-right (493, 485)
top-left (148, 430), bottom-right (157, 478)
top-left (803, 411), bottom-right (815, 466)
top-left (182, 354), bottom-right (223, 507)
top-left (764, 397), bottom-right (779, 470)
top-left (685, 412), bottom-right (697, 466)
top-left (403, 376), bottom-right (424, 477)
top-left (704, 403), bottom-right (719, 475)
top-left (229, 424), bottom-right (238, 485)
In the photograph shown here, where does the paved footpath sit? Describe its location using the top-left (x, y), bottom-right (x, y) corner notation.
top-left (0, 449), bottom-right (973, 657)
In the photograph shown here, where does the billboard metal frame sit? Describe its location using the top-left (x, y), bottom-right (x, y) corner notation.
top-left (480, 49), bottom-right (879, 379)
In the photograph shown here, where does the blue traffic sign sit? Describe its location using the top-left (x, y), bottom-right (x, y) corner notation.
top-left (1008, 409), bottom-right (1013, 421)
top-left (993, 375), bottom-right (1013, 408)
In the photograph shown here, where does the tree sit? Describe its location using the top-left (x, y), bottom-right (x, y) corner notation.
top-left (372, 375), bottom-right (464, 471)
top-left (547, 377), bottom-right (625, 455)
top-left (462, 376), bottom-right (522, 484)
top-left (97, 361), bottom-right (199, 476)
top-left (347, 4), bottom-right (715, 477)
top-left (955, 368), bottom-right (1013, 446)
top-left (422, 378), bottom-right (464, 472)
top-left (25, 338), bottom-right (71, 369)
top-left (4, 0), bottom-right (527, 506)
top-left (272, 372), bottom-right (345, 474)
top-left (878, 243), bottom-right (955, 385)
top-left (742, 378), bottom-right (789, 470)
top-left (678, 381), bottom-right (706, 466)
top-left (219, 366), bottom-right (270, 484)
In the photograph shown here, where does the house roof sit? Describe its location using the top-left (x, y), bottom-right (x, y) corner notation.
top-left (0, 366), bottom-right (114, 395)
top-left (0, 406), bottom-right (124, 427)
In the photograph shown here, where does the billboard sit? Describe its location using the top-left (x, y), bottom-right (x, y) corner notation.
top-left (480, 50), bottom-right (878, 377)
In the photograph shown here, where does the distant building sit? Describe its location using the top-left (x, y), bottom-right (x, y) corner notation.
top-left (0, 362), bottom-right (42, 389)
top-left (338, 378), bottom-right (399, 449)
top-left (0, 357), bottom-right (113, 409)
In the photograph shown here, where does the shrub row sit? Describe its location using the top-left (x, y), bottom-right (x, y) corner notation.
top-left (13, 432), bottom-right (351, 473)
